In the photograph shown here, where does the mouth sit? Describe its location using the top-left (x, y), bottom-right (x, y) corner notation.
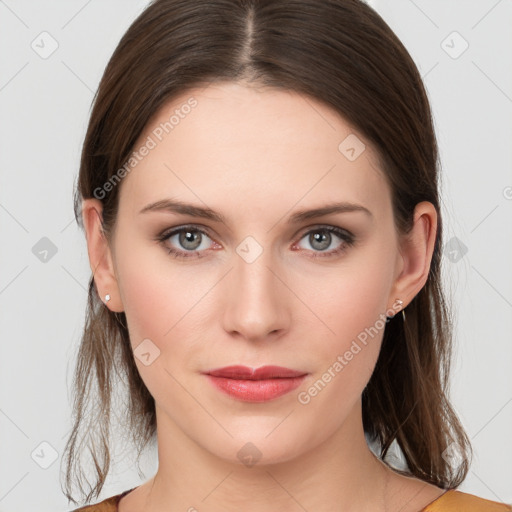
top-left (202, 365), bottom-right (308, 402)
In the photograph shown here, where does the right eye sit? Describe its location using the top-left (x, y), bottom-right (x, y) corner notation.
top-left (157, 225), bottom-right (218, 259)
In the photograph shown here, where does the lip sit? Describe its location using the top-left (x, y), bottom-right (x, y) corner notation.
top-left (203, 365), bottom-right (308, 402)
top-left (205, 365), bottom-right (307, 379)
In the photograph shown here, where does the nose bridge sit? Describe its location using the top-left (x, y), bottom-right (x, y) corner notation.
top-left (235, 240), bottom-right (275, 296)
top-left (221, 235), bottom-right (287, 340)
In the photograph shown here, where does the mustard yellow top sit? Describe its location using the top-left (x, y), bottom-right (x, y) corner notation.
top-left (71, 487), bottom-right (512, 511)
top-left (422, 490), bottom-right (512, 511)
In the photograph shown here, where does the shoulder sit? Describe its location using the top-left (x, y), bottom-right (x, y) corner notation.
top-left (423, 489), bottom-right (512, 511)
top-left (69, 488), bottom-right (136, 512)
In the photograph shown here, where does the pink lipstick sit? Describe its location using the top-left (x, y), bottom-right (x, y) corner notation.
top-left (203, 365), bottom-right (307, 402)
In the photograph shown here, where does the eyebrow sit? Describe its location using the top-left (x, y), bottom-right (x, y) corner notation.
top-left (139, 198), bottom-right (373, 224)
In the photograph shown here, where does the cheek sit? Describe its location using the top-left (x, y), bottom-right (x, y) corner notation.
top-left (115, 233), bottom-right (203, 345)
top-left (313, 253), bottom-right (394, 352)
top-left (113, 236), bottom-right (221, 394)
top-left (118, 268), bottom-right (174, 348)
top-left (113, 244), bottom-right (207, 407)
top-left (297, 243), bottom-right (395, 406)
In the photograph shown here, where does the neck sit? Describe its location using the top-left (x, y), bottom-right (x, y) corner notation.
top-left (141, 399), bottom-right (390, 512)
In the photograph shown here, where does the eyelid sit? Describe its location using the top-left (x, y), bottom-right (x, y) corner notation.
top-left (158, 223), bottom-right (216, 241)
top-left (295, 223), bottom-right (354, 238)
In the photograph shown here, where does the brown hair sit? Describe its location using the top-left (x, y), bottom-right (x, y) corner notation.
top-left (62, 0), bottom-right (472, 505)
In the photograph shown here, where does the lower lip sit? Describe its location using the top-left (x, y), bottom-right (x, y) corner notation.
top-left (205, 375), bottom-right (307, 402)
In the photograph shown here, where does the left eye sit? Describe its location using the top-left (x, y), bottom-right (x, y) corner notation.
top-left (157, 225), bottom-right (355, 259)
top-left (294, 226), bottom-right (353, 256)
top-left (292, 226), bottom-right (355, 258)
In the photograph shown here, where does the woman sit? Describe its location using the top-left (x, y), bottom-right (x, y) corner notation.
top-left (62, 0), bottom-right (512, 510)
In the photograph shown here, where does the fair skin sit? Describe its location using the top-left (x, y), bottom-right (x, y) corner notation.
top-left (83, 82), bottom-right (445, 511)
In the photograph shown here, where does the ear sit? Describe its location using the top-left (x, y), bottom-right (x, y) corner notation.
top-left (388, 201), bottom-right (438, 311)
top-left (81, 198), bottom-right (124, 313)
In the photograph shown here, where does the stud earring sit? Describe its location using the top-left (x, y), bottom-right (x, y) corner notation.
top-left (105, 294), bottom-right (111, 303)
top-left (388, 298), bottom-right (406, 321)
top-left (395, 298), bottom-right (406, 322)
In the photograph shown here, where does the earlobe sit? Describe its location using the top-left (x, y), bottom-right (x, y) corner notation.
top-left (81, 198), bottom-right (124, 313)
top-left (388, 201), bottom-right (438, 309)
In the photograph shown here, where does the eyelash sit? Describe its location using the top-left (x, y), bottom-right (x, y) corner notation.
top-left (156, 224), bottom-right (355, 260)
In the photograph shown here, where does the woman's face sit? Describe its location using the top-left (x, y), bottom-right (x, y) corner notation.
top-left (105, 82), bottom-right (406, 464)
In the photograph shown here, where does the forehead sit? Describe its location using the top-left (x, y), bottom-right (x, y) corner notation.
top-left (118, 82), bottom-right (390, 220)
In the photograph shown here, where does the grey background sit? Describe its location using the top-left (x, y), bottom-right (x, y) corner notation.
top-left (0, 0), bottom-right (511, 510)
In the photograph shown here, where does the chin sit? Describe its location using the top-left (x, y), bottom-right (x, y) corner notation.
top-left (202, 428), bottom-right (308, 468)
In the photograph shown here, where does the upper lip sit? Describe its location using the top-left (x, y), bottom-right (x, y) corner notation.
top-left (204, 365), bottom-right (307, 380)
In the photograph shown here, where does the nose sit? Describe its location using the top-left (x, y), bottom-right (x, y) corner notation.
top-left (221, 245), bottom-right (290, 342)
